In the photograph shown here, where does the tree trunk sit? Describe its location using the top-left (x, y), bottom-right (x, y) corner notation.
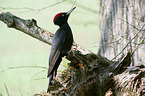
top-left (98, 0), bottom-right (145, 95)
top-left (0, 0), bottom-right (145, 96)
top-left (99, 0), bottom-right (145, 66)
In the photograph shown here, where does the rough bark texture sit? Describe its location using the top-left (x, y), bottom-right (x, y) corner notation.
top-left (47, 51), bottom-right (132, 96)
top-left (99, 0), bottom-right (145, 66)
top-left (0, 3), bottom-right (145, 95)
top-left (0, 12), bottom-right (53, 45)
top-left (98, 0), bottom-right (145, 95)
top-left (113, 65), bottom-right (145, 96)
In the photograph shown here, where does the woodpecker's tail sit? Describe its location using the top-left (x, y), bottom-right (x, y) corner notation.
top-left (47, 55), bottom-right (63, 93)
top-left (47, 70), bottom-right (57, 93)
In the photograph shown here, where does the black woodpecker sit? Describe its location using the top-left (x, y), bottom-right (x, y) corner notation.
top-left (47, 7), bottom-right (76, 92)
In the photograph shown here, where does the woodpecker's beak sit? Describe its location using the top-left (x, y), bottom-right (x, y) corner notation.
top-left (66, 7), bottom-right (76, 15)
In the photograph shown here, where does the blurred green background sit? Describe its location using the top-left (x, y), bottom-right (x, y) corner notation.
top-left (0, 0), bottom-right (100, 95)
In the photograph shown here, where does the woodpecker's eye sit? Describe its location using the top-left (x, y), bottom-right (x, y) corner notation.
top-left (62, 14), bottom-right (64, 17)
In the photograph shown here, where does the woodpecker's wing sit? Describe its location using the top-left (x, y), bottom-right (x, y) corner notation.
top-left (48, 29), bottom-right (66, 77)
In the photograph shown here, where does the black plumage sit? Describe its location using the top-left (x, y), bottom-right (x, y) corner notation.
top-left (47, 7), bottom-right (76, 92)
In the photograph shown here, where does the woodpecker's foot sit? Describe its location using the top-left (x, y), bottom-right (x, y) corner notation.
top-left (62, 50), bottom-right (69, 56)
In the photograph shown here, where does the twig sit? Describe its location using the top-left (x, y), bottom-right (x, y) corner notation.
top-left (4, 84), bottom-right (10, 96)
top-left (67, 0), bottom-right (99, 13)
top-left (0, 66), bottom-right (47, 74)
top-left (31, 70), bottom-right (46, 80)
top-left (111, 24), bottom-right (145, 61)
top-left (118, 18), bottom-right (145, 31)
top-left (0, 0), bottom-right (65, 13)
top-left (37, 0), bottom-right (65, 10)
top-left (33, 77), bottom-right (47, 80)
top-left (0, 69), bottom-right (9, 73)
top-left (71, 0), bottom-right (77, 8)
top-left (131, 38), bottom-right (145, 56)
top-left (8, 65), bottom-right (47, 69)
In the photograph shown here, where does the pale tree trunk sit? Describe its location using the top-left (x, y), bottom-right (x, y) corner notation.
top-left (99, 0), bottom-right (145, 95)
top-left (99, 0), bottom-right (145, 66)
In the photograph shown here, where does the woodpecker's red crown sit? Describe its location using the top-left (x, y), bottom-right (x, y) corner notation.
top-left (53, 7), bottom-right (76, 26)
top-left (53, 12), bottom-right (66, 22)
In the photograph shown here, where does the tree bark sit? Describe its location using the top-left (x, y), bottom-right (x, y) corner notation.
top-left (99, 0), bottom-right (145, 66)
top-left (0, 2), bottom-right (145, 95)
top-left (98, 0), bottom-right (145, 95)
